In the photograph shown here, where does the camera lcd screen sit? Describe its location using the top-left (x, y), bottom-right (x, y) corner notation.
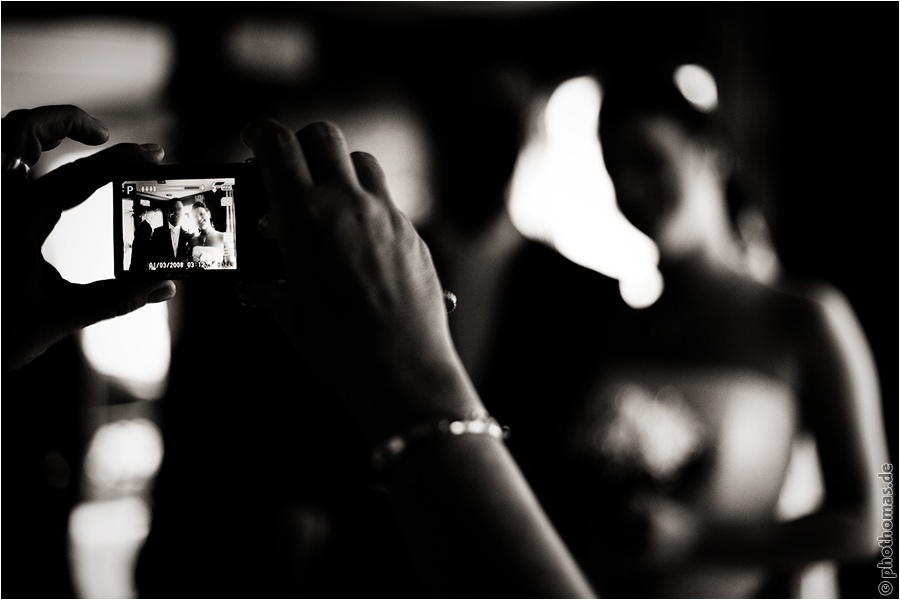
top-left (118, 176), bottom-right (239, 276)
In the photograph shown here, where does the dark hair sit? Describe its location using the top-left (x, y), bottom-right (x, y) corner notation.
top-left (191, 199), bottom-right (209, 212)
top-left (598, 64), bottom-right (752, 231)
top-left (598, 64), bottom-right (722, 153)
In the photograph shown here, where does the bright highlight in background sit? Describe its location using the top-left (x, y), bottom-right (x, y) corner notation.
top-left (508, 75), bottom-right (662, 308)
top-left (673, 63), bottom-right (719, 112)
top-left (1, 18), bottom-right (174, 114)
top-left (84, 418), bottom-right (165, 493)
top-left (69, 497), bottom-right (151, 600)
top-left (80, 305), bottom-right (172, 400)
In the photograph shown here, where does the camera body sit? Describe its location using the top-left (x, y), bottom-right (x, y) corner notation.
top-left (113, 161), bottom-right (283, 280)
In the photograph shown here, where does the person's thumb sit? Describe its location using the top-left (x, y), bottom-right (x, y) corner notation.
top-left (65, 279), bottom-right (176, 332)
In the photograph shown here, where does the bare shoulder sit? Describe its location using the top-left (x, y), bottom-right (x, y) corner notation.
top-left (765, 276), bottom-right (876, 387)
top-left (765, 276), bottom-right (860, 334)
top-left (712, 270), bottom-right (864, 362)
top-left (708, 269), bottom-right (815, 326)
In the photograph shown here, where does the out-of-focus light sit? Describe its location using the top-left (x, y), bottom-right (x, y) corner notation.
top-left (509, 75), bottom-right (609, 244)
top-left (673, 63), bottom-right (718, 112)
top-left (83, 418), bottom-right (164, 493)
top-left (80, 305), bottom-right (172, 399)
top-left (43, 177), bottom-right (118, 284)
top-left (508, 75), bottom-right (660, 305)
top-left (224, 19), bottom-right (318, 84)
top-left (544, 75), bottom-right (604, 145)
top-left (341, 102), bottom-right (432, 224)
top-left (68, 497), bottom-right (150, 599)
top-left (618, 268), bottom-right (664, 309)
top-left (1, 18), bottom-right (174, 113)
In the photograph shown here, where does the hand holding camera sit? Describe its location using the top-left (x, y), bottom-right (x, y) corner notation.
top-left (236, 120), bottom-right (483, 442)
top-left (8, 105), bottom-right (478, 442)
top-left (4, 105), bottom-right (594, 598)
top-left (2, 105), bottom-right (176, 372)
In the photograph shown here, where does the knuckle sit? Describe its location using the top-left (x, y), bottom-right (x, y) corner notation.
top-left (267, 124), bottom-right (300, 152)
top-left (305, 121), bottom-right (342, 139)
top-left (3, 108), bottom-right (29, 123)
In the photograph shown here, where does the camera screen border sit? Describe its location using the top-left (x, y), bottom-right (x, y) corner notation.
top-left (112, 162), bottom-right (277, 281)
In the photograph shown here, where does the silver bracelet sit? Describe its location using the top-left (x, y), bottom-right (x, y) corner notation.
top-left (370, 413), bottom-right (509, 487)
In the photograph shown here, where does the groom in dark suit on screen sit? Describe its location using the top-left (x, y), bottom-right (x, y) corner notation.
top-left (151, 199), bottom-right (192, 264)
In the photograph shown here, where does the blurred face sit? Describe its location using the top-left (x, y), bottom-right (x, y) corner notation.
top-left (168, 201), bottom-right (184, 227)
top-left (602, 114), bottom-right (718, 256)
top-left (193, 206), bottom-right (211, 233)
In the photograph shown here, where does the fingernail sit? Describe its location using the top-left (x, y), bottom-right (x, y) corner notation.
top-left (91, 115), bottom-right (110, 134)
top-left (239, 124), bottom-right (258, 148)
top-left (148, 281), bottom-right (176, 303)
top-left (141, 143), bottom-right (163, 153)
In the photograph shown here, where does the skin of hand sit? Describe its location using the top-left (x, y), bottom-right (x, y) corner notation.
top-left (237, 120), bottom-right (483, 441)
top-left (238, 121), bottom-right (597, 599)
top-left (2, 105), bottom-right (177, 372)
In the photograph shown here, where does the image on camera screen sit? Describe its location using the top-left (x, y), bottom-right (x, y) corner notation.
top-left (120, 177), bottom-right (238, 274)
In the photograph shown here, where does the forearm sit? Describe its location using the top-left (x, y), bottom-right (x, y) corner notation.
top-left (239, 119), bottom-right (595, 597)
top-left (383, 431), bottom-right (596, 598)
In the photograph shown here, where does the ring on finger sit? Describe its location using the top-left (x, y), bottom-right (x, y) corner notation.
top-left (2, 152), bottom-right (31, 179)
top-left (443, 290), bottom-right (458, 314)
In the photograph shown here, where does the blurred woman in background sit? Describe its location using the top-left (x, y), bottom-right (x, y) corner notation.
top-left (556, 64), bottom-right (890, 598)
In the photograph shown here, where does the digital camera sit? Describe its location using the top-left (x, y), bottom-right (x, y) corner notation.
top-left (113, 162), bottom-right (282, 280)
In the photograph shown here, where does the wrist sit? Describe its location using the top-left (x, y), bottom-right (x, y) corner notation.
top-left (369, 412), bottom-right (508, 489)
top-left (357, 357), bottom-right (485, 444)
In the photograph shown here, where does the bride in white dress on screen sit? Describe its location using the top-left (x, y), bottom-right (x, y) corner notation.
top-left (189, 200), bottom-right (225, 268)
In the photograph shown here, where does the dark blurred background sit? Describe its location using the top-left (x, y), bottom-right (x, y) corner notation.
top-left (3, 2), bottom-right (896, 598)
